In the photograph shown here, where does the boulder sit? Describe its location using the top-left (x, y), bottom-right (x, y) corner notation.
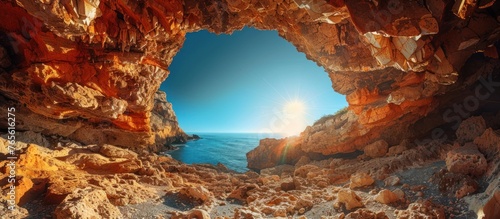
top-left (179, 186), bottom-right (213, 204)
top-left (337, 189), bottom-right (364, 210)
top-left (375, 189), bottom-right (399, 204)
top-left (445, 144), bottom-right (487, 177)
top-left (364, 140), bottom-right (389, 158)
top-left (456, 116), bottom-right (487, 144)
top-left (54, 187), bottom-right (122, 219)
top-left (473, 128), bottom-right (500, 157)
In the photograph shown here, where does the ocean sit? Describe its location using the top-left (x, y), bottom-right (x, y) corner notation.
top-left (164, 133), bottom-right (282, 172)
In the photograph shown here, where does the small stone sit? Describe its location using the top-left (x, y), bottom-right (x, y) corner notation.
top-left (350, 172), bottom-right (374, 189)
top-left (384, 175), bottom-right (401, 186)
top-left (375, 189), bottom-right (399, 204)
top-left (337, 189), bottom-right (364, 210)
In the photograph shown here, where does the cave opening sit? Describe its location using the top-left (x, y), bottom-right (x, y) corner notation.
top-left (159, 27), bottom-right (347, 172)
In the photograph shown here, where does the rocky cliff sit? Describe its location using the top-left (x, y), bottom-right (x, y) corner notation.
top-left (1, 0), bottom-right (499, 154)
top-left (151, 91), bottom-right (189, 150)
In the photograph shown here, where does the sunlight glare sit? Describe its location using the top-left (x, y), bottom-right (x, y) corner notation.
top-left (282, 99), bottom-right (307, 137)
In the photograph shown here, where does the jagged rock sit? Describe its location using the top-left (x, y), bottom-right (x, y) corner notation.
top-left (375, 189), bottom-right (399, 204)
top-left (473, 128), bottom-right (500, 157)
top-left (294, 164), bottom-right (320, 178)
top-left (445, 144), bottom-right (487, 177)
top-left (337, 189), bottom-right (364, 210)
top-left (15, 177), bottom-right (46, 206)
top-left (247, 137), bottom-right (304, 170)
top-left (54, 187), bottom-right (122, 219)
top-left (228, 184), bottom-right (259, 201)
top-left (349, 172), bottom-right (374, 189)
top-left (151, 91), bottom-right (189, 150)
top-left (364, 140), bottom-right (389, 158)
top-left (99, 144), bottom-right (138, 160)
top-left (456, 116), bottom-right (487, 144)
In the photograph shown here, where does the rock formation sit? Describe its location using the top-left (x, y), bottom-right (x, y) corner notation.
top-left (0, 0), bottom-right (497, 154)
top-left (0, 0), bottom-right (500, 218)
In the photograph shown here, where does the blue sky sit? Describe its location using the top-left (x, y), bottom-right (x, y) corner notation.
top-left (160, 27), bottom-right (347, 135)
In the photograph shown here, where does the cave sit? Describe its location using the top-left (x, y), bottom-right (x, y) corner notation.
top-left (1, 0), bottom-right (500, 218)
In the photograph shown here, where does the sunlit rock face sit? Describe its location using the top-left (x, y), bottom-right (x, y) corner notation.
top-left (0, 0), bottom-right (499, 154)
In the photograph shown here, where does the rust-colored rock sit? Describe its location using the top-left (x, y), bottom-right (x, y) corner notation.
top-left (349, 172), bottom-right (374, 189)
top-left (0, 0), bottom-right (497, 158)
top-left (445, 144), bottom-right (487, 177)
top-left (375, 189), bottom-right (399, 204)
top-left (337, 189), bottom-right (364, 210)
top-left (364, 140), bottom-right (389, 158)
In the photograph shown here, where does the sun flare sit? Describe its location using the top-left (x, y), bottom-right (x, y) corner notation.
top-left (284, 100), bottom-right (306, 118)
top-left (281, 99), bottom-right (307, 137)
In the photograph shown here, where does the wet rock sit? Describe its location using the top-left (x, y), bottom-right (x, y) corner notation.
top-left (456, 116), bottom-right (487, 144)
top-left (364, 140), bottom-right (389, 158)
top-left (54, 187), bottom-right (122, 219)
top-left (337, 189), bottom-right (364, 210)
top-left (445, 144), bottom-right (487, 177)
top-left (375, 189), bottom-right (399, 204)
top-left (349, 172), bottom-right (374, 189)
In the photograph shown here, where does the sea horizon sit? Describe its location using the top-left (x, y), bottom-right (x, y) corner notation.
top-left (165, 132), bottom-right (284, 172)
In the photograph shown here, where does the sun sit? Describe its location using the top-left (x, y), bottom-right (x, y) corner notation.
top-left (281, 99), bottom-right (307, 137)
top-left (283, 100), bottom-right (306, 118)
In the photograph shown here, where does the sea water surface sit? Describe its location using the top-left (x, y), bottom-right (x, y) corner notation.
top-left (165, 133), bottom-right (282, 172)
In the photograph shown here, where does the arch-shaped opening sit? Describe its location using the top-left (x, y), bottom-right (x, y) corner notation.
top-left (161, 27), bottom-right (347, 172)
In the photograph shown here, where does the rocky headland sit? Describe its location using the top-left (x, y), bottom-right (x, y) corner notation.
top-left (0, 0), bottom-right (500, 218)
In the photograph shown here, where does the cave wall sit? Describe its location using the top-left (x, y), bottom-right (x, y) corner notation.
top-left (0, 0), bottom-right (499, 154)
